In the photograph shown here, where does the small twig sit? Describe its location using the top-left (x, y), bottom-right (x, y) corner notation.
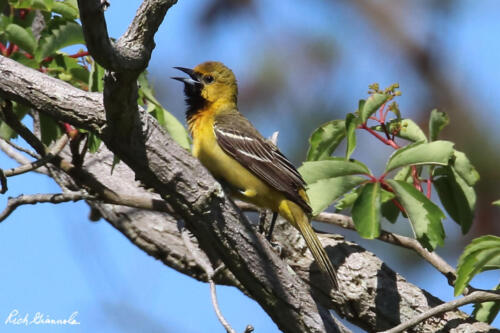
top-left (360, 123), bottom-right (399, 149)
top-left (380, 291), bottom-right (500, 333)
top-left (0, 169), bottom-right (6, 194)
top-left (178, 222), bottom-right (241, 333)
top-left (0, 139), bottom-right (31, 164)
top-left (0, 192), bottom-right (96, 222)
top-left (0, 100), bottom-right (46, 156)
top-left (2, 134), bottom-right (68, 177)
top-left (0, 139), bottom-right (49, 176)
top-left (0, 138), bottom-right (40, 159)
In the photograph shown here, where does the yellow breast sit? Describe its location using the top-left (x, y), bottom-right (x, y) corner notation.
top-left (189, 110), bottom-right (285, 211)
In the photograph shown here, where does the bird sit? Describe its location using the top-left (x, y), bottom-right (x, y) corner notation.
top-left (172, 61), bottom-right (338, 289)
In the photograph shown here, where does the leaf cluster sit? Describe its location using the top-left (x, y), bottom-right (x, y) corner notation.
top-left (300, 85), bottom-right (499, 322)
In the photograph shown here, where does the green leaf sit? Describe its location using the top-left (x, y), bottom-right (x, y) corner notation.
top-left (380, 188), bottom-right (395, 203)
top-left (360, 93), bottom-right (390, 123)
top-left (87, 132), bottom-right (101, 153)
top-left (89, 60), bottom-right (105, 92)
top-left (345, 113), bottom-right (360, 159)
top-left (48, 53), bottom-right (89, 84)
top-left (110, 154), bottom-right (120, 175)
top-left (493, 200), bottom-right (500, 207)
top-left (0, 0), bottom-right (8, 13)
top-left (299, 157), bottom-right (370, 184)
top-left (10, 0), bottom-right (51, 10)
top-left (473, 283), bottom-right (500, 324)
top-left (306, 120), bottom-right (346, 161)
top-left (380, 189), bottom-right (399, 223)
top-left (394, 165), bottom-right (412, 182)
top-left (352, 183), bottom-right (381, 238)
top-left (433, 166), bottom-right (476, 234)
top-left (0, 11), bottom-right (12, 31)
top-left (138, 71), bottom-right (162, 106)
top-left (5, 23), bottom-right (36, 54)
top-left (153, 106), bottom-right (191, 151)
top-left (32, 0), bottom-right (51, 10)
top-left (335, 186), bottom-right (363, 211)
top-left (381, 200), bottom-right (400, 223)
top-left (455, 235), bottom-right (500, 296)
top-left (451, 150), bottom-right (480, 186)
top-left (307, 176), bottom-right (366, 215)
top-left (36, 21), bottom-right (84, 60)
top-left (52, 1), bottom-right (79, 20)
top-left (372, 118), bottom-right (427, 143)
top-left (39, 112), bottom-right (62, 145)
top-left (385, 140), bottom-right (454, 173)
top-left (429, 109), bottom-right (449, 142)
top-left (387, 179), bottom-right (445, 251)
top-left (137, 71), bottom-right (191, 150)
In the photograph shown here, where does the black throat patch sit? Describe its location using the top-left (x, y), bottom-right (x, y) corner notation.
top-left (183, 83), bottom-right (207, 121)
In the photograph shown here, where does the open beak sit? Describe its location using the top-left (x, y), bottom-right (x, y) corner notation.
top-left (172, 67), bottom-right (200, 86)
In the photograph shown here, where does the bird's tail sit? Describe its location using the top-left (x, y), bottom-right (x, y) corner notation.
top-left (279, 199), bottom-right (339, 289)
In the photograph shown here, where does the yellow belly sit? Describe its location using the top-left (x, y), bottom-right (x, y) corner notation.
top-left (191, 116), bottom-right (285, 212)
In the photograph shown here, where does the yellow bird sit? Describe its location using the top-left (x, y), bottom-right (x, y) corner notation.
top-left (173, 61), bottom-right (338, 289)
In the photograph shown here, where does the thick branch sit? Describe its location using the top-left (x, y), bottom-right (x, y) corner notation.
top-left (77, 0), bottom-right (177, 72)
top-left (0, 56), bottom-right (104, 133)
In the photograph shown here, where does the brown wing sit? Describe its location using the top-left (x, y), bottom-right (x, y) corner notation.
top-left (214, 112), bottom-right (311, 214)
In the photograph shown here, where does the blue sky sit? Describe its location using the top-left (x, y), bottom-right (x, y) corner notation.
top-left (0, 1), bottom-right (499, 332)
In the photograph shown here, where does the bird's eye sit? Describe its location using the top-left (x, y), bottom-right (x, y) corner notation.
top-left (204, 75), bottom-right (214, 84)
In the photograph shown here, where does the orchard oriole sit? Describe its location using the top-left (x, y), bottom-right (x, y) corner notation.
top-left (173, 61), bottom-right (338, 289)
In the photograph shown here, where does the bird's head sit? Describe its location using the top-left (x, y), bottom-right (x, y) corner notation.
top-left (172, 61), bottom-right (238, 107)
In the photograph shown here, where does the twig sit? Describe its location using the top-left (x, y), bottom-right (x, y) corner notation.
top-left (0, 169), bottom-right (6, 194)
top-left (380, 291), bottom-right (500, 333)
top-left (0, 139), bottom-right (32, 165)
top-left (0, 192), bottom-right (96, 222)
top-left (2, 134), bottom-right (68, 177)
top-left (236, 201), bottom-right (458, 287)
top-left (0, 138), bottom-right (40, 159)
top-left (178, 221), bottom-right (241, 333)
top-left (0, 100), bottom-right (46, 156)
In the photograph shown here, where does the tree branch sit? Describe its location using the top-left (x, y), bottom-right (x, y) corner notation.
top-left (238, 201), bottom-right (458, 289)
top-left (2, 133), bottom-right (68, 177)
top-left (77, 0), bottom-right (176, 72)
top-left (0, 138), bottom-right (39, 159)
top-left (0, 191), bottom-right (96, 222)
top-left (0, 57), bottom-right (104, 133)
top-left (315, 211), bottom-right (458, 287)
top-left (0, 100), bottom-right (46, 155)
top-left (381, 291), bottom-right (500, 333)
